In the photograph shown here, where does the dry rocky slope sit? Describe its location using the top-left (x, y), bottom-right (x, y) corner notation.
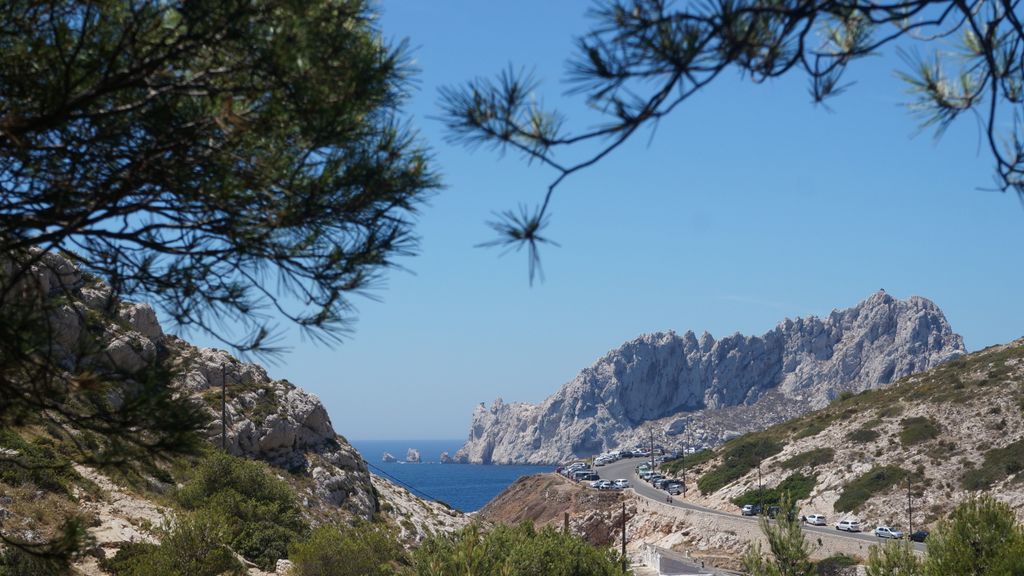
top-left (685, 338), bottom-right (1024, 528)
top-left (480, 340), bottom-right (1024, 570)
top-left (457, 291), bottom-right (965, 464)
top-left (1, 252), bottom-right (467, 574)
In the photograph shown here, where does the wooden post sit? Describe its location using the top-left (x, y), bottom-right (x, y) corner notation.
top-left (563, 511), bottom-right (569, 534)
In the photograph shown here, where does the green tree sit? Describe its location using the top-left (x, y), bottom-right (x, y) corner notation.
top-left (742, 494), bottom-right (815, 576)
top-left (100, 510), bottom-right (245, 576)
top-left (865, 540), bottom-right (921, 576)
top-left (289, 522), bottom-right (407, 576)
top-left (440, 0), bottom-right (1024, 274)
top-left (921, 496), bottom-right (1024, 576)
top-left (0, 0), bottom-right (433, 561)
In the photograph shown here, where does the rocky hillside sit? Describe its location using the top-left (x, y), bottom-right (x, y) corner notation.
top-left (0, 252), bottom-right (468, 574)
top-left (673, 338), bottom-right (1024, 530)
top-left (457, 291), bottom-right (964, 464)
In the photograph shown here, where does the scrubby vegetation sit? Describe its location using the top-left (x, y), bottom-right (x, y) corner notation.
top-left (101, 512), bottom-right (245, 576)
top-left (899, 416), bottom-right (940, 446)
top-left (661, 449), bottom-right (715, 474)
top-left (0, 430), bottom-right (82, 495)
top-left (845, 427), bottom-right (879, 444)
top-left (780, 448), bottom-right (835, 470)
top-left (814, 553), bottom-right (858, 576)
top-left (961, 438), bottom-right (1024, 491)
top-left (172, 452), bottom-right (308, 570)
top-left (289, 522), bottom-right (406, 576)
top-left (412, 522), bottom-right (625, 576)
top-left (834, 466), bottom-right (907, 512)
top-left (731, 473), bottom-right (816, 507)
top-left (698, 434), bottom-right (785, 494)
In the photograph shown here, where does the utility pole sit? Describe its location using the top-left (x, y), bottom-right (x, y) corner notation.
top-left (221, 363), bottom-right (227, 451)
top-left (621, 501), bottom-right (627, 574)
top-left (758, 462), bottom-right (763, 513)
top-left (564, 511), bottom-right (569, 534)
top-left (650, 428), bottom-right (655, 473)
top-left (907, 475), bottom-right (913, 535)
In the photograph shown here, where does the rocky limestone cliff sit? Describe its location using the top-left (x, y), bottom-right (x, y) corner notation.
top-left (457, 291), bottom-right (965, 464)
top-left (2, 251), bottom-right (468, 573)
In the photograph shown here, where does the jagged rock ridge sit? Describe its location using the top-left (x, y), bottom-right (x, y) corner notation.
top-left (457, 291), bottom-right (965, 464)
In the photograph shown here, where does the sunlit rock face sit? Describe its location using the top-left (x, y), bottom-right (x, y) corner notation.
top-left (456, 291), bottom-right (964, 464)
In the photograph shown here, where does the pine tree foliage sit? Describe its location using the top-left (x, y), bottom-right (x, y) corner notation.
top-left (440, 0), bottom-right (1024, 275)
top-left (741, 494), bottom-right (815, 576)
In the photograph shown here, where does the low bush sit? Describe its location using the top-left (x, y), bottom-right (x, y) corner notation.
top-left (102, 511), bottom-right (245, 576)
top-left (780, 448), bottom-right (835, 470)
top-left (173, 452), bottom-right (307, 570)
top-left (815, 553), bottom-right (858, 576)
top-left (0, 430), bottom-right (80, 494)
top-left (961, 439), bottom-right (1024, 491)
top-left (660, 449), bottom-right (715, 474)
top-left (412, 522), bottom-right (624, 575)
top-left (731, 473), bottom-right (816, 507)
top-left (834, 466), bottom-right (906, 512)
top-left (289, 522), bottom-right (406, 576)
top-left (698, 434), bottom-right (785, 494)
top-left (845, 427), bottom-right (879, 444)
top-left (899, 416), bottom-right (940, 446)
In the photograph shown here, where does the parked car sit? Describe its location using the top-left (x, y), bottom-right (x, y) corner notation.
top-left (804, 514), bottom-right (827, 526)
top-left (588, 480), bottom-right (603, 488)
top-left (909, 530), bottom-right (929, 543)
top-left (597, 480), bottom-right (614, 490)
top-left (874, 526), bottom-right (904, 539)
top-left (741, 504), bottom-right (763, 516)
top-left (836, 520), bottom-right (862, 532)
top-left (666, 483), bottom-right (683, 495)
top-left (613, 479), bottom-right (630, 489)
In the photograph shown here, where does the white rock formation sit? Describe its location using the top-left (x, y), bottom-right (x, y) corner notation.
top-left (456, 291), bottom-right (965, 464)
top-left (406, 448), bottom-right (421, 463)
top-left (382, 452), bottom-right (397, 463)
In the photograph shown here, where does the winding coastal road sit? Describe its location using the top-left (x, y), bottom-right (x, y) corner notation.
top-left (597, 457), bottom-right (927, 554)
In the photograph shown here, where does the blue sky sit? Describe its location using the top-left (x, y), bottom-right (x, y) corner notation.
top-left (187, 1), bottom-right (1022, 440)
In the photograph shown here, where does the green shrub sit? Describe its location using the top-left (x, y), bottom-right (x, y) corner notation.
top-left (780, 448), bottom-right (835, 470)
top-left (660, 449), bottom-right (715, 474)
top-left (815, 553), bottom-right (858, 576)
top-left (834, 466), bottom-right (906, 512)
top-left (102, 511), bottom-right (245, 576)
top-left (899, 416), bottom-right (940, 446)
top-left (845, 427), bottom-right (879, 443)
top-left (0, 430), bottom-right (80, 494)
top-left (922, 496), bottom-right (1024, 575)
top-left (289, 522), bottom-right (405, 576)
top-left (731, 473), bottom-right (817, 507)
top-left (173, 452), bottom-right (307, 570)
top-left (794, 417), bottom-right (833, 440)
top-left (961, 439), bottom-right (1024, 491)
top-left (698, 434), bottom-right (785, 494)
top-left (413, 522), bottom-right (623, 575)
top-left (877, 404), bottom-right (905, 418)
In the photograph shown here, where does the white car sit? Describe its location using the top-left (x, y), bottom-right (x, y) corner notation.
top-left (836, 520), bottom-right (862, 532)
top-left (804, 514), bottom-right (827, 526)
top-left (588, 480), bottom-right (603, 488)
top-left (597, 480), bottom-right (614, 490)
top-left (613, 479), bottom-right (630, 489)
top-left (874, 526), bottom-right (904, 539)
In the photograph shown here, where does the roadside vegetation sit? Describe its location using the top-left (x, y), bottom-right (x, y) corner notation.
top-left (833, 466), bottom-right (907, 513)
top-left (698, 434), bottom-right (785, 494)
top-left (731, 473), bottom-right (817, 507)
top-left (660, 448), bottom-right (715, 475)
top-left (746, 495), bottom-right (1024, 576)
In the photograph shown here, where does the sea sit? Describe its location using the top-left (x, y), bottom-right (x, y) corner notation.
top-left (350, 439), bottom-right (552, 512)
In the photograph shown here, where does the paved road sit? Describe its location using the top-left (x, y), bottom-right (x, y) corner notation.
top-left (596, 457), bottom-right (927, 554)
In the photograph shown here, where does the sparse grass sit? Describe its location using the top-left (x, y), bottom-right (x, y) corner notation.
top-left (877, 404), bottom-right (905, 418)
top-left (899, 416), bottom-right (940, 446)
top-left (661, 449), bottom-right (715, 475)
top-left (834, 465), bottom-right (907, 512)
top-left (730, 472), bottom-right (816, 506)
top-left (794, 416), bottom-right (834, 440)
top-left (961, 439), bottom-right (1024, 491)
top-left (698, 434), bottom-right (785, 495)
top-left (780, 448), bottom-right (835, 471)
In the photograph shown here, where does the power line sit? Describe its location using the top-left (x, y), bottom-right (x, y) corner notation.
top-left (365, 461), bottom-right (449, 505)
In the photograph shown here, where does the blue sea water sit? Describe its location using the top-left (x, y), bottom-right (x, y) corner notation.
top-left (350, 439), bottom-right (552, 512)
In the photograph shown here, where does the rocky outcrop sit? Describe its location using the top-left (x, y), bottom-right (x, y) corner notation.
top-left (382, 452), bottom-right (397, 463)
top-left (457, 291), bottom-right (965, 464)
top-left (406, 448), bottom-right (421, 463)
top-left (439, 451), bottom-right (458, 464)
